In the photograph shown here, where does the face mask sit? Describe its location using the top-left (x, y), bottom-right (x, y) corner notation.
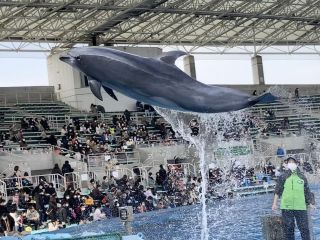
top-left (66, 197), bottom-right (70, 199)
top-left (65, 204), bottom-right (69, 207)
top-left (2, 217), bottom-right (6, 220)
top-left (287, 163), bottom-right (297, 171)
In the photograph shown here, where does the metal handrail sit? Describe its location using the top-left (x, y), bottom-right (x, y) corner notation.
top-left (87, 150), bottom-right (141, 169)
top-left (0, 180), bottom-right (7, 202)
top-left (0, 92), bottom-right (56, 106)
top-left (64, 172), bottom-right (81, 190)
top-left (2, 173), bottom-right (66, 193)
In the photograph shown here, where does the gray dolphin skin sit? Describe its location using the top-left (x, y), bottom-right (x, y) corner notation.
top-left (60, 47), bottom-right (275, 113)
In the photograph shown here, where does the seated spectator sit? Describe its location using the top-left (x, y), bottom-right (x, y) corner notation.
top-left (295, 87), bottom-right (299, 98)
top-left (137, 202), bottom-right (147, 213)
top-left (51, 164), bottom-right (63, 175)
top-left (90, 104), bottom-right (97, 113)
top-left (19, 138), bottom-right (28, 149)
top-left (21, 172), bottom-right (33, 195)
top-left (48, 218), bottom-right (63, 231)
top-left (91, 186), bottom-right (103, 201)
top-left (47, 134), bottom-right (57, 146)
top-left (148, 172), bottom-right (156, 189)
top-left (93, 204), bottom-right (106, 221)
top-left (84, 196), bottom-right (94, 206)
top-left (13, 166), bottom-right (22, 178)
top-left (61, 161), bottom-right (73, 175)
top-left (40, 116), bottom-right (50, 131)
top-left (101, 202), bottom-right (112, 219)
top-left (96, 105), bottom-right (105, 113)
top-left (57, 203), bottom-right (67, 223)
top-left (61, 125), bottom-right (67, 136)
top-left (0, 213), bottom-right (15, 236)
top-left (26, 205), bottom-right (40, 230)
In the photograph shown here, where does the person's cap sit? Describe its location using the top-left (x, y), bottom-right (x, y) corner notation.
top-left (284, 156), bottom-right (298, 163)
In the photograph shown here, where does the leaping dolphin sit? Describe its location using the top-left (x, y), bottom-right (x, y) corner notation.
top-left (60, 47), bottom-right (275, 113)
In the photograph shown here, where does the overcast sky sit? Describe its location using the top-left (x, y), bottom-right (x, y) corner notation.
top-left (0, 51), bottom-right (320, 87)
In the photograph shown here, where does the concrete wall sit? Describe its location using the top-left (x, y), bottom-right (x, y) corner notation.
top-left (47, 53), bottom-right (80, 105)
top-left (47, 47), bottom-right (162, 112)
top-left (0, 152), bottom-right (53, 173)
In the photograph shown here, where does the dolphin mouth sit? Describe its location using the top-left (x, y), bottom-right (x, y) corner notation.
top-left (59, 54), bottom-right (74, 63)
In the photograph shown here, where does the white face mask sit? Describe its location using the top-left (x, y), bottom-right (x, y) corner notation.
top-left (287, 162), bottom-right (297, 171)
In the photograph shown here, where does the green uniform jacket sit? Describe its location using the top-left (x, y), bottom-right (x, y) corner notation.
top-left (274, 169), bottom-right (313, 210)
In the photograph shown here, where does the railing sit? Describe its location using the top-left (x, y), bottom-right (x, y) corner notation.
top-left (0, 180), bottom-right (7, 202)
top-left (255, 152), bottom-right (311, 166)
top-left (131, 166), bottom-right (149, 186)
top-left (87, 151), bottom-right (141, 171)
top-left (136, 138), bottom-right (187, 148)
top-left (0, 92), bottom-right (56, 106)
top-left (64, 172), bottom-right (81, 190)
top-left (116, 167), bottom-right (134, 179)
top-left (3, 145), bottom-right (52, 155)
top-left (3, 173), bottom-right (66, 194)
top-left (48, 115), bottom-right (59, 130)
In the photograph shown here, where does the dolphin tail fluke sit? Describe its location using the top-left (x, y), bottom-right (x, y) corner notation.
top-left (250, 92), bottom-right (277, 104)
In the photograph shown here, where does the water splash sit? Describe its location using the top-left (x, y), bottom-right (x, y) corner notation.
top-left (155, 107), bottom-right (256, 240)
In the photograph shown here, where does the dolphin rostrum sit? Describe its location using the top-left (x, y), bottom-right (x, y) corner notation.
top-left (60, 47), bottom-right (275, 113)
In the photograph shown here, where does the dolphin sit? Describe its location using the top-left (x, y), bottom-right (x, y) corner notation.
top-left (59, 47), bottom-right (275, 113)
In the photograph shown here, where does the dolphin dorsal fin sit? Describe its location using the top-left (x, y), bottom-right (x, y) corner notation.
top-left (158, 51), bottom-right (187, 64)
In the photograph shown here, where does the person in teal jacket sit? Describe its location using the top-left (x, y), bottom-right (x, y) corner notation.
top-left (272, 157), bottom-right (315, 240)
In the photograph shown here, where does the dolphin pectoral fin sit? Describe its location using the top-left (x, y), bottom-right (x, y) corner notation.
top-left (88, 78), bottom-right (103, 101)
top-left (158, 51), bottom-right (187, 64)
top-left (102, 86), bottom-right (118, 101)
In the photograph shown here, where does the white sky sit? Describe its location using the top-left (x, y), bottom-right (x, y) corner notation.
top-left (0, 52), bottom-right (320, 86)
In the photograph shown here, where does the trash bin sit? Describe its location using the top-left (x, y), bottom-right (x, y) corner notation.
top-left (261, 215), bottom-right (285, 240)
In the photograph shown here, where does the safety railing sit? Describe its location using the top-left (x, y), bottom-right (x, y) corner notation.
top-left (0, 180), bottom-right (7, 202)
top-left (131, 166), bottom-right (149, 186)
top-left (47, 115), bottom-right (59, 130)
top-left (167, 163), bottom-right (198, 178)
top-left (64, 172), bottom-right (80, 190)
top-left (136, 138), bottom-right (187, 148)
top-left (3, 173), bottom-right (66, 195)
top-left (87, 151), bottom-right (140, 171)
top-left (255, 152), bottom-right (311, 166)
top-left (116, 167), bottom-right (134, 179)
top-left (0, 92), bottom-right (56, 106)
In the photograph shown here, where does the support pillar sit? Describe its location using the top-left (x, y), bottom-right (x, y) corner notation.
top-left (251, 55), bottom-right (265, 85)
top-left (183, 55), bottom-right (197, 79)
top-left (89, 36), bottom-right (97, 46)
